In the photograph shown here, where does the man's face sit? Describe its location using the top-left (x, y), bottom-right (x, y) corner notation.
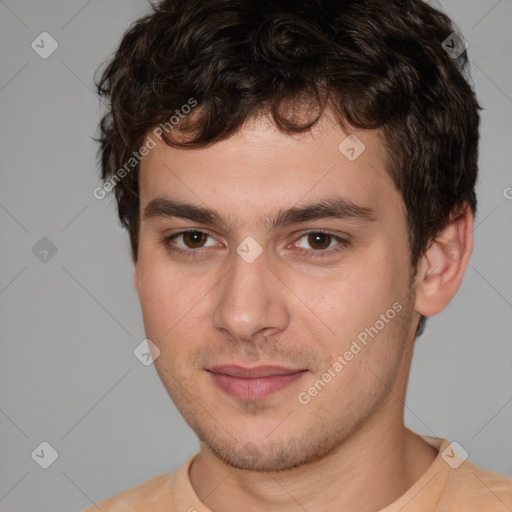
top-left (135, 112), bottom-right (419, 471)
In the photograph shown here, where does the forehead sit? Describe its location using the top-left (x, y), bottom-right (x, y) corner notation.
top-left (138, 112), bottom-right (400, 223)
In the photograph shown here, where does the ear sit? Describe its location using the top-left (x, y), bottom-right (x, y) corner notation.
top-left (414, 205), bottom-right (473, 317)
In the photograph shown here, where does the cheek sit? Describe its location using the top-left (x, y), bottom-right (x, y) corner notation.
top-left (300, 260), bottom-right (404, 339)
top-left (137, 259), bottom-right (188, 337)
top-left (136, 255), bottom-right (218, 351)
top-left (294, 255), bottom-right (411, 382)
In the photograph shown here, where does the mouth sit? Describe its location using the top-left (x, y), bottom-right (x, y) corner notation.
top-left (206, 365), bottom-right (308, 400)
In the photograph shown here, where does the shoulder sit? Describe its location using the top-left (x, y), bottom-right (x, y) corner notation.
top-left (444, 459), bottom-right (512, 510)
top-left (419, 435), bottom-right (512, 511)
top-left (81, 471), bottom-right (177, 512)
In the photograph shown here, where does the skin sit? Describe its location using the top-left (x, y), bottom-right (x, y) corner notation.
top-left (134, 110), bottom-right (473, 512)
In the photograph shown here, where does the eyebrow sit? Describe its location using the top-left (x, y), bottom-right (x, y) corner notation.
top-left (142, 196), bottom-right (377, 231)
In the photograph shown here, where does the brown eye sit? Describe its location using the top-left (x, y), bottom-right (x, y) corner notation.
top-left (182, 231), bottom-right (208, 248)
top-left (307, 232), bottom-right (333, 250)
top-left (163, 229), bottom-right (219, 256)
top-left (292, 231), bottom-right (350, 257)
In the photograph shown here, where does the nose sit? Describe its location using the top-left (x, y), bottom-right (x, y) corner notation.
top-left (212, 248), bottom-right (290, 342)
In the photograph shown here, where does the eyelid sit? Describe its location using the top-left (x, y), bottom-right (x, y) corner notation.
top-left (287, 230), bottom-right (351, 255)
top-left (290, 229), bottom-right (351, 244)
top-left (166, 228), bottom-right (221, 248)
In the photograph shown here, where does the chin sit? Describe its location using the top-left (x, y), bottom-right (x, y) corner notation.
top-left (194, 421), bottom-right (347, 472)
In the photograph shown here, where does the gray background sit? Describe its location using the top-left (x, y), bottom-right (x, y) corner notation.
top-left (0, 0), bottom-right (511, 510)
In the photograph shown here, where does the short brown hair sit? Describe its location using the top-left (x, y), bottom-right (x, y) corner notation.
top-left (95, 0), bottom-right (481, 336)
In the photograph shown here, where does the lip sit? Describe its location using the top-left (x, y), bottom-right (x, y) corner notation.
top-left (207, 365), bottom-right (307, 400)
top-left (208, 365), bottom-right (305, 378)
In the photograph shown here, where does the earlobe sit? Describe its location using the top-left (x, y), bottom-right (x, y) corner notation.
top-left (414, 206), bottom-right (474, 317)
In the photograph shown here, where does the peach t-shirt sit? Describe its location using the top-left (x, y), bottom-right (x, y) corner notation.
top-left (83, 436), bottom-right (512, 511)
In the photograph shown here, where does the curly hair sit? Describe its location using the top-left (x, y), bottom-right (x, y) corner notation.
top-left (95, 0), bottom-right (481, 337)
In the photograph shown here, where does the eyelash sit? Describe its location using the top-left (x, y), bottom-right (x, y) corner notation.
top-left (162, 229), bottom-right (350, 259)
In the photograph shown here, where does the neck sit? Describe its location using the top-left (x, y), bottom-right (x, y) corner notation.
top-left (189, 412), bottom-right (437, 512)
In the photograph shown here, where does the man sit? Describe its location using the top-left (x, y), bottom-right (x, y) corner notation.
top-left (85, 0), bottom-right (512, 510)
